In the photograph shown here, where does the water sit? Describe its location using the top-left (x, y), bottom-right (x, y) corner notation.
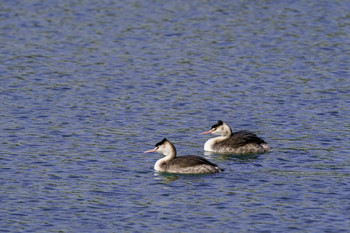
top-left (1, 0), bottom-right (350, 232)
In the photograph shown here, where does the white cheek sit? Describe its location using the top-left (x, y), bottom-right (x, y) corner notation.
top-left (212, 130), bottom-right (221, 135)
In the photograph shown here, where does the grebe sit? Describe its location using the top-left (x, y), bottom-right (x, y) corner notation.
top-left (144, 138), bottom-right (223, 174)
top-left (200, 120), bottom-right (271, 155)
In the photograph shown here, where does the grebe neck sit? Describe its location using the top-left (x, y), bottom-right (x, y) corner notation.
top-left (221, 124), bottom-right (232, 138)
top-left (203, 127), bottom-right (231, 152)
top-left (204, 135), bottom-right (228, 151)
top-left (154, 143), bottom-right (176, 171)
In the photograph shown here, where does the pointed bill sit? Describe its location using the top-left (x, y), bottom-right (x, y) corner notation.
top-left (144, 147), bottom-right (158, 153)
top-left (200, 129), bottom-right (215, 135)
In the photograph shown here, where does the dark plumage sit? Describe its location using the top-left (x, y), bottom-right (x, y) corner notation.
top-left (156, 138), bottom-right (167, 147)
top-left (222, 130), bottom-right (267, 148)
top-left (211, 120), bottom-right (224, 129)
top-left (158, 155), bottom-right (220, 172)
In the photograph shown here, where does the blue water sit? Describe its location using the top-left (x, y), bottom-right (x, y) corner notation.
top-left (1, 0), bottom-right (350, 232)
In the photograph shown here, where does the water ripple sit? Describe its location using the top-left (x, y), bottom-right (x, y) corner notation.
top-left (1, 0), bottom-right (350, 232)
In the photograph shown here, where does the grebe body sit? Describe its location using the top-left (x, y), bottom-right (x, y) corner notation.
top-left (144, 138), bottom-right (222, 174)
top-left (201, 120), bottom-right (271, 155)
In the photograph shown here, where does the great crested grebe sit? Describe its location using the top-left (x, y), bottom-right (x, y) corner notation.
top-left (144, 138), bottom-right (223, 174)
top-left (200, 120), bottom-right (271, 155)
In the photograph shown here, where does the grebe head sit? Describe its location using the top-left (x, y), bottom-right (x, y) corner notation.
top-left (200, 120), bottom-right (232, 136)
top-left (144, 138), bottom-right (176, 157)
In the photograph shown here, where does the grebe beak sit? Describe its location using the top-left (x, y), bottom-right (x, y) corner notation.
top-left (200, 129), bottom-right (215, 135)
top-left (144, 147), bottom-right (158, 153)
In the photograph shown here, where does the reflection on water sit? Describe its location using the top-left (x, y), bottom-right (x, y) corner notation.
top-left (154, 172), bottom-right (180, 183)
top-left (204, 151), bottom-right (261, 160)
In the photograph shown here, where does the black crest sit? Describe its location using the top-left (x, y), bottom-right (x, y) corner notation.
top-left (155, 138), bottom-right (167, 147)
top-left (211, 120), bottom-right (223, 129)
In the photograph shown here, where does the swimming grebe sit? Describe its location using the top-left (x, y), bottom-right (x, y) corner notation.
top-left (144, 138), bottom-right (223, 174)
top-left (200, 120), bottom-right (271, 154)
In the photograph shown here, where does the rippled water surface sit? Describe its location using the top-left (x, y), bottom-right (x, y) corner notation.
top-left (1, 0), bottom-right (350, 232)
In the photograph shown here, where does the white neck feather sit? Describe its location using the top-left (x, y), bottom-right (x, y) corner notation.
top-left (204, 135), bottom-right (230, 151)
top-left (154, 142), bottom-right (176, 172)
top-left (154, 157), bottom-right (168, 172)
top-left (221, 124), bottom-right (232, 137)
